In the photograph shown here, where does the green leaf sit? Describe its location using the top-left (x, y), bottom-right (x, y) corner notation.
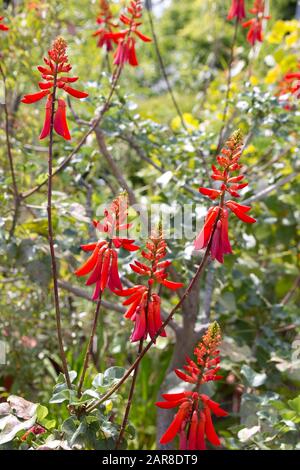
top-left (241, 365), bottom-right (267, 388)
top-left (288, 395), bottom-right (300, 415)
top-left (36, 404), bottom-right (48, 422)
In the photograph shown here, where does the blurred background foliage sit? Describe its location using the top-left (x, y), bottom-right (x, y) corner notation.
top-left (0, 0), bottom-right (299, 450)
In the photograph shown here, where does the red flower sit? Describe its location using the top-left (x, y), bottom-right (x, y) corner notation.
top-left (108, 0), bottom-right (151, 67)
top-left (114, 227), bottom-right (183, 343)
top-left (227, 0), bottom-right (246, 22)
top-left (174, 321), bottom-right (223, 384)
top-left (21, 37), bottom-right (88, 140)
top-left (195, 130), bottom-right (256, 263)
top-left (242, 0), bottom-right (270, 46)
top-left (278, 67), bottom-right (300, 106)
top-left (93, 0), bottom-right (118, 51)
top-left (21, 424), bottom-right (46, 442)
top-left (75, 194), bottom-right (139, 299)
top-left (156, 323), bottom-right (228, 450)
top-left (0, 16), bottom-right (9, 31)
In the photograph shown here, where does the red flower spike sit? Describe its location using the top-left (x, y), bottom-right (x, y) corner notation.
top-left (21, 37), bottom-right (88, 140)
top-left (242, 0), bottom-right (270, 46)
top-left (227, 0), bottom-right (246, 22)
top-left (195, 130), bottom-right (256, 263)
top-left (277, 67), bottom-right (300, 107)
top-left (156, 323), bottom-right (228, 450)
top-left (114, 225), bottom-right (183, 343)
top-left (108, 0), bottom-right (152, 67)
top-left (93, 0), bottom-right (118, 51)
top-left (0, 16), bottom-right (9, 31)
top-left (75, 193), bottom-right (137, 298)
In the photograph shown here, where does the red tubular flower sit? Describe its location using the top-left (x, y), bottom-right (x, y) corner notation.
top-left (93, 0), bottom-right (118, 51)
top-left (75, 193), bottom-right (139, 299)
top-left (156, 323), bottom-right (228, 450)
top-left (195, 130), bottom-right (256, 263)
top-left (0, 16), bottom-right (9, 31)
top-left (242, 0), bottom-right (270, 46)
top-left (227, 0), bottom-right (246, 22)
top-left (21, 424), bottom-right (46, 442)
top-left (114, 226), bottom-right (183, 343)
top-left (21, 37), bottom-right (88, 140)
top-left (108, 0), bottom-right (151, 67)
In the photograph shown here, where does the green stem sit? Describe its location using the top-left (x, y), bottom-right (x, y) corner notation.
top-left (0, 63), bottom-right (20, 238)
top-left (217, 16), bottom-right (239, 151)
top-left (77, 292), bottom-right (103, 397)
top-left (47, 65), bottom-right (71, 389)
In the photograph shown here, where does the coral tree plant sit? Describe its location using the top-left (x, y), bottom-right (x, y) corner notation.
top-left (156, 322), bottom-right (228, 450)
top-left (0, 0), bottom-right (270, 453)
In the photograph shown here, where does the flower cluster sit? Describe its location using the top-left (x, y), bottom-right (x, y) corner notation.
top-left (242, 0), bottom-right (270, 46)
top-left (21, 424), bottom-right (46, 442)
top-left (0, 16), bottom-right (9, 31)
top-left (227, 0), bottom-right (270, 46)
top-left (93, 0), bottom-right (118, 51)
top-left (277, 65), bottom-right (300, 109)
top-left (156, 323), bottom-right (228, 450)
top-left (21, 37), bottom-right (88, 140)
top-left (75, 193), bottom-right (138, 300)
top-left (194, 130), bottom-right (256, 263)
top-left (114, 226), bottom-right (183, 343)
top-left (108, 0), bottom-right (151, 67)
top-left (227, 0), bottom-right (246, 22)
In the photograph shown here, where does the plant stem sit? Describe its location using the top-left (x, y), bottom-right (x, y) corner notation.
top-left (0, 64), bottom-right (20, 238)
top-left (146, 7), bottom-right (187, 131)
top-left (47, 66), bottom-right (71, 389)
top-left (77, 292), bottom-right (103, 396)
top-left (86, 244), bottom-right (212, 414)
top-left (217, 17), bottom-right (239, 152)
top-left (115, 338), bottom-right (143, 449)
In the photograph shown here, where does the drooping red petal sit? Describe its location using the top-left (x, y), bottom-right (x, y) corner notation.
top-left (197, 411), bottom-right (206, 450)
top-left (203, 406), bottom-right (221, 446)
top-left (194, 207), bottom-right (219, 250)
top-left (80, 243), bottom-right (99, 252)
top-left (75, 244), bottom-right (101, 276)
top-left (147, 300), bottom-right (157, 341)
top-left (85, 248), bottom-right (105, 286)
top-left (152, 294), bottom-right (166, 338)
top-left (124, 296), bottom-right (142, 320)
top-left (108, 250), bottom-right (122, 291)
top-left (201, 395), bottom-right (228, 417)
top-left (161, 279), bottom-right (184, 290)
top-left (53, 98), bottom-right (71, 140)
top-left (226, 200), bottom-right (256, 223)
top-left (160, 403), bottom-right (190, 445)
top-left (100, 249), bottom-right (111, 291)
top-left (63, 85), bottom-right (89, 99)
top-left (129, 39), bottom-right (138, 67)
top-left (122, 290), bottom-right (144, 306)
top-left (187, 411), bottom-right (198, 450)
top-left (131, 305), bottom-right (146, 342)
top-left (39, 94), bottom-right (52, 140)
top-left (134, 30), bottom-right (152, 42)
